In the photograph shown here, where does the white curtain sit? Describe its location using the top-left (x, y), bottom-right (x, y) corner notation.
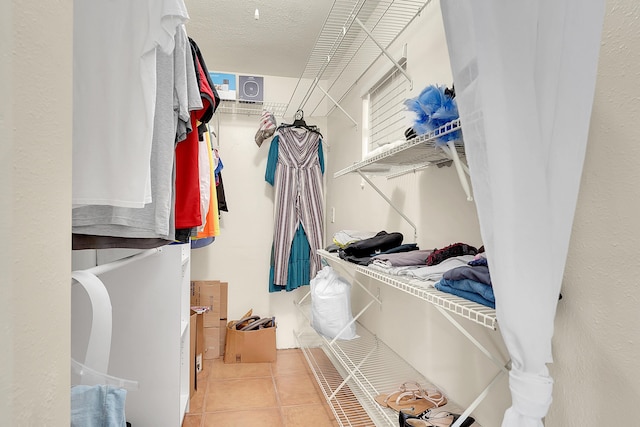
top-left (440, 1), bottom-right (605, 426)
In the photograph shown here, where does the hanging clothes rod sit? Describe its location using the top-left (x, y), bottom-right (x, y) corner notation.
top-left (81, 247), bottom-right (163, 276)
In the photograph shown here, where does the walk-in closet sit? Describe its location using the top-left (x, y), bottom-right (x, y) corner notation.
top-left (3, 1), bottom-right (640, 427)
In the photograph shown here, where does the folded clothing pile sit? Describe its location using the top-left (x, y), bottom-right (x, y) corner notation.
top-left (434, 253), bottom-right (495, 308)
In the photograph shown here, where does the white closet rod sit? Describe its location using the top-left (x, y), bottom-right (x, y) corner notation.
top-left (82, 247), bottom-right (163, 276)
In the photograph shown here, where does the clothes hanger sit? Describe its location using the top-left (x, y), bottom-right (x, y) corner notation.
top-left (292, 109), bottom-right (308, 127)
top-left (279, 109), bottom-right (323, 137)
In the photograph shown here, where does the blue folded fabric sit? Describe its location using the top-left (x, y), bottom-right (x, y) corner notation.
top-left (434, 278), bottom-right (495, 309)
top-left (468, 257), bottom-right (488, 267)
top-left (71, 385), bottom-right (127, 427)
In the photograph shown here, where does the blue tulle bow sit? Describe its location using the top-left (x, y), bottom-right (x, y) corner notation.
top-left (404, 84), bottom-right (460, 144)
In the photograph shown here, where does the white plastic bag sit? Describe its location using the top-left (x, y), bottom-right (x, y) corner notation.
top-left (310, 266), bottom-right (358, 340)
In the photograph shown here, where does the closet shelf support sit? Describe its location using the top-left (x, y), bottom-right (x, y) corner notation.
top-left (354, 17), bottom-right (413, 90)
top-left (329, 299), bottom-right (376, 346)
top-left (451, 368), bottom-right (507, 427)
top-left (314, 79), bottom-right (358, 127)
top-left (357, 170), bottom-right (418, 241)
top-left (434, 306), bottom-right (508, 374)
top-left (328, 345), bottom-right (376, 401)
top-left (434, 305), bottom-right (510, 427)
top-left (442, 141), bottom-right (473, 201)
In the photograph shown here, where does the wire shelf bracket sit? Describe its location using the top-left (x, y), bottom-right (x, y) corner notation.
top-left (358, 169), bottom-right (418, 241)
top-left (354, 17), bottom-right (413, 90)
top-left (333, 120), bottom-right (474, 240)
top-left (314, 79), bottom-right (359, 128)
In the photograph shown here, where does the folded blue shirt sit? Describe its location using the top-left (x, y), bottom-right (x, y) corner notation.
top-left (434, 278), bottom-right (495, 309)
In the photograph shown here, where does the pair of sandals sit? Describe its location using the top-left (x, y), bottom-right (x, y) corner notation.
top-left (399, 409), bottom-right (475, 427)
top-left (375, 381), bottom-right (448, 415)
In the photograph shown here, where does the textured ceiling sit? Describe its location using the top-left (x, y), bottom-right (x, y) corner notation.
top-left (185, 0), bottom-right (335, 78)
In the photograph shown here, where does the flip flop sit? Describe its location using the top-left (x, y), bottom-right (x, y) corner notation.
top-left (387, 388), bottom-right (447, 415)
top-left (374, 381), bottom-right (422, 408)
top-left (386, 387), bottom-right (447, 415)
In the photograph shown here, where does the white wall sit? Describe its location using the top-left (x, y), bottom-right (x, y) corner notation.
top-left (327, 1), bottom-right (640, 426)
top-left (190, 73), bottom-right (328, 349)
top-left (0, 1), bottom-right (72, 426)
top-left (547, 1), bottom-right (640, 425)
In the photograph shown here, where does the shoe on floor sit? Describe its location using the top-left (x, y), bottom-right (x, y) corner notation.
top-left (399, 409), bottom-right (475, 427)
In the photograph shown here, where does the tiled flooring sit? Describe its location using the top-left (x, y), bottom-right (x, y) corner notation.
top-left (182, 349), bottom-right (341, 427)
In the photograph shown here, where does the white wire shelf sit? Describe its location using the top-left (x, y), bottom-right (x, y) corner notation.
top-left (334, 119), bottom-right (466, 179)
top-left (318, 249), bottom-right (497, 330)
top-left (216, 100), bottom-right (289, 117)
top-left (294, 315), bottom-right (479, 427)
top-left (289, 0), bottom-right (433, 118)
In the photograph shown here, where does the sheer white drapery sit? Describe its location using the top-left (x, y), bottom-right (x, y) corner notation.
top-left (440, 1), bottom-right (606, 426)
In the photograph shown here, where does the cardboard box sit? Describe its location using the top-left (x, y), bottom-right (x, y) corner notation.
top-left (189, 313), bottom-right (197, 398)
top-left (196, 316), bottom-right (204, 372)
top-left (191, 281), bottom-right (228, 328)
top-left (223, 322), bottom-right (276, 364)
top-left (219, 282), bottom-right (228, 320)
top-left (203, 326), bottom-right (221, 360)
top-left (190, 309), bottom-right (206, 385)
top-left (219, 319), bottom-right (227, 357)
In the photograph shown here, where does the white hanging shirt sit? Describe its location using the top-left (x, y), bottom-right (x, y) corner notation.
top-left (72, 0), bottom-right (189, 208)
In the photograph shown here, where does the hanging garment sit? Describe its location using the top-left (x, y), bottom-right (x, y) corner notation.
top-left (213, 149), bottom-right (229, 212)
top-left (72, 234), bottom-right (170, 250)
top-left (175, 39), bottom-right (217, 230)
top-left (266, 128), bottom-right (324, 287)
top-left (268, 225), bottom-right (310, 293)
top-left (73, 0), bottom-right (189, 208)
top-left (195, 125), bottom-right (220, 239)
top-left (197, 132), bottom-right (211, 231)
top-left (72, 25), bottom-right (198, 246)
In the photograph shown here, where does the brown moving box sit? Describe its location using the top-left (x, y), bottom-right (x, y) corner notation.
top-left (223, 320), bottom-right (276, 364)
top-left (193, 311), bottom-right (205, 371)
top-left (190, 309), bottom-right (205, 394)
top-left (189, 312), bottom-right (197, 398)
top-left (219, 319), bottom-right (227, 358)
top-left (191, 281), bottom-right (229, 359)
top-left (203, 326), bottom-right (220, 360)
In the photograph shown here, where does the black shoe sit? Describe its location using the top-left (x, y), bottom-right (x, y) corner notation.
top-left (399, 409), bottom-right (475, 427)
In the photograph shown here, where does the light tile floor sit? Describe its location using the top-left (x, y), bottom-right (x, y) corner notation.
top-left (182, 349), bottom-right (343, 427)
